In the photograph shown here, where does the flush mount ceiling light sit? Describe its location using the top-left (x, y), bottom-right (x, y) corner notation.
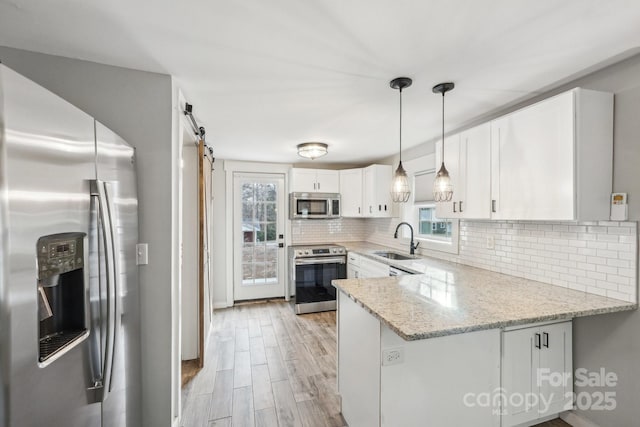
top-left (432, 82), bottom-right (455, 202)
top-left (297, 142), bottom-right (328, 160)
top-left (390, 77), bottom-right (413, 203)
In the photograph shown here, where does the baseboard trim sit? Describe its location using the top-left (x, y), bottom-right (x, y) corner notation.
top-left (213, 302), bottom-right (230, 309)
top-left (561, 411), bottom-right (602, 427)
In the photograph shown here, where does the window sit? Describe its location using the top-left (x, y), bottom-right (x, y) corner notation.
top-left (399, 154), bottom-right (459, 255)
top-left (417, 205), bottom-right (452, 240)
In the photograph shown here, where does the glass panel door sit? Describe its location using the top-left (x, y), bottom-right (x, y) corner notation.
top-left (233, 173), bottom-right (285, 301)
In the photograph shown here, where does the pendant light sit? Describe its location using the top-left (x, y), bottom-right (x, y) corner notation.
top-left (432, 82), bottom-right (455, 202)
top-left (390, 77), bottom-right (413, 203)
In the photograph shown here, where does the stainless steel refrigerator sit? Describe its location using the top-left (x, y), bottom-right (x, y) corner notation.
top-left (0, 64), bottom-right (141, 426)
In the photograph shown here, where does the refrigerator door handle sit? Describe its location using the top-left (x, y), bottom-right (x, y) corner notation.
top-left (87, 186), bottom-right (104, 399)
top-left (88, 180), bottom-right (116, 401)
top-left (103, 181), bottom-right (121, 394)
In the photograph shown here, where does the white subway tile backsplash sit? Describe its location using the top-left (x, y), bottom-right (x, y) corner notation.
top-left (597, 234), bottom-right (621, 242)
top-left (576, 262), bottom-right (596, 272)
top-left (606, 275), bottom-right (630, 286)
top-left (587, 286), bottom-right (607, 297)
top-left (569, 254), bottom-right (587, 262)
top-left (607, 290), bottom-right (631, 301)
top-left (291, 218), bottom-right (368, 244)
top-left (599, 221), bottom-right (620, 227)
top-left (587, 226), bottom-right (608, 233)
top-left (578, 247), bottom-right (598, 256)
top-left (596, 265), bottom-right (618, 275)
top-left (597, 249), bottom-right (618, 258)
top-left (618, 268), bottom-right (635, 278)
top-left (608, 242), bottom-right (632, 252)
top-left (569, 283), bottom-right (587, 292)
top-left (587, 271), bottom-right (607, 281)
top-left (596, 280), bottom-right (618, 290)
top-left (365, 218), bottom-right (637, 303)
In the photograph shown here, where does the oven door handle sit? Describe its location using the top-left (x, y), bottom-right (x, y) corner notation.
top-left (295, 257), bottom-right (346, 265)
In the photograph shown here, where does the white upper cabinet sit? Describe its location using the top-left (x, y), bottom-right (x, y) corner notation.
top-left (435, 123), bottom-right (492, 219)
top-left (491, 88), bottom-right (613, 220)
top-left (290, 168), bottom-right (340, 193)
top-left (338, 164), bottom-right (393, 218)
top-left (461, 124), bottom-right (492, 219)
top-left (340, 168), bottom-right (364, 217)
top-left (363, 164), bottom-right (392, 217)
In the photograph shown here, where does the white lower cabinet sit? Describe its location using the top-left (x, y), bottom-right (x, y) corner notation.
top-left (347, 252), bottom-right (361, 279)
top-left (337, 293), bottom-right (501, 427)
top-left (337, 292), bottom-right (380, 427)
top-left (337, 295), bottom-right (575, 427)
top-left (501, 321), bottom-right (573, 427)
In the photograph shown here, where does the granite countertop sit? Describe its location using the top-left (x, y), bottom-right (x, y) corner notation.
top-left (332, 241), bottom-right (637, 341)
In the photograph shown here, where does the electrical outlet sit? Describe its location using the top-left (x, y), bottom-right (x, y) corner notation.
top-left (136, 243), bottom-right (148, 265)
top-left (486, 236), bottom-right (495, 250)
top-left (382, 347), bottom-right (404, 366)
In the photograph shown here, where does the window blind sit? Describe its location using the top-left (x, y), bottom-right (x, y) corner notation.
top-left (414, 169), bottom-right (436, 203)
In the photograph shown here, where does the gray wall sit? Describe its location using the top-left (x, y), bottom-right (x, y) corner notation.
top-left (557, 55), bottom-right (640, 427)
top-left (0, 46), bottom-right (176, 427)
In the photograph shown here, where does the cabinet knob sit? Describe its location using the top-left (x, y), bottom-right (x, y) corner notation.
top-left (453, 202), bottom-right (457, 213)
top-left (535, 333), bottom-right (541, 349)
top-left (543, 332), bottom-right (549, 348)
top-left (491, 199), bottom-right (497, 213)
top-left (459, 201), bottom-right (463, 213)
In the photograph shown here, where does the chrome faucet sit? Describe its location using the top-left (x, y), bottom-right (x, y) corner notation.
top-left (394, 222), bottom-right (419, 255)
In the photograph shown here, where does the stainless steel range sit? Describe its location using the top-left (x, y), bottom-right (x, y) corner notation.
top-left (289, 244), bottom-right (347, 314)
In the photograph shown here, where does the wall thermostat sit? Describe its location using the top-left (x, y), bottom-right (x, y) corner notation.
top-left (610, 193), bottom-right (628, 221)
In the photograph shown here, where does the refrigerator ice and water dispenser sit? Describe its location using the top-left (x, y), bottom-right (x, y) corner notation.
top-left (36, 232), bottom-right (89, 365)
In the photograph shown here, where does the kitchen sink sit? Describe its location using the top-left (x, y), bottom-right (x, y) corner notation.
top-left (373, 251), bottom-right (416, 261)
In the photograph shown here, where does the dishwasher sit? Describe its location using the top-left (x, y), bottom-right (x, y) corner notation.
top-left (389, 266), bottom-right (415, 276)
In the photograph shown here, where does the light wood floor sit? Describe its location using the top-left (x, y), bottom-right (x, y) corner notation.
top-left (181, 300), bottom-right (345, 427)
top-left (181, 300), bottom-right (571, 427)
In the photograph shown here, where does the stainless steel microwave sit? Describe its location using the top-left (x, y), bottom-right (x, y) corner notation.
top-left (289, 192), bottom-right (341, 219)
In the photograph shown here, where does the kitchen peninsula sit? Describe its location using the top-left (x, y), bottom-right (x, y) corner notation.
top-left (332, 245), bottom-right (636, 427)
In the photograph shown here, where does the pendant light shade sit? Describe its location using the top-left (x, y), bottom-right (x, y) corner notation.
top-left (297, 142), bottom-right (328, 160)
top-left (433, 163), bottom-right (453, 201)
top-left (432, 82), bottom-right (455, 202)
top-left (390, 77), bottom-right (413, 203)
top-left (392, 161), bottom-right (410, 202)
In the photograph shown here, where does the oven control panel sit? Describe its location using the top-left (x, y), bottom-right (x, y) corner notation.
top-left (291, 245), bottom-right (346, 258)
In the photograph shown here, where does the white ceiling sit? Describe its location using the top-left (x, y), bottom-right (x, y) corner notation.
top-left (1, 0), bottom-right (640, 164)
